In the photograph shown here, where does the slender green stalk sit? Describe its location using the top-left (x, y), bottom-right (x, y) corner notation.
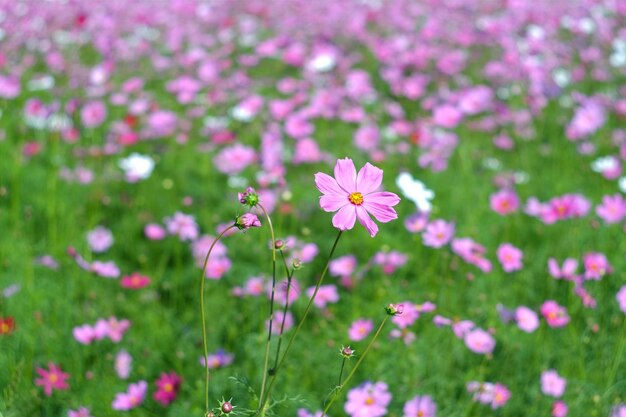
top-left (337, 357), bottom-right (347, 387)
top-left (257, 204), bottom-right (278, 409)
top-left (200, 225), bottom-right (236, 415)
top-left (322, 315), bottom-right (389, 416)
top-left (606, 318), bottom-right (626, 392)
top-left (271, 250), bottom-right (295, 371)
top-left (258, 230), bottom-right (343, 415)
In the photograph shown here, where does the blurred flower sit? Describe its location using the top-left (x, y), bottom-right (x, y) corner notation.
top-left (464, 328), bottom-right (496, 355)
top-left (35, 363), bottom-right (70, 396)
top-left (548, 258), bottom-right (578, 280)
top-left (422, 220), bottom-right (454, 248)
top-left (496, 243), bottom-right (523, 272)
top-left (583, 252), bottom-right (611, 280)
top-left (200, 349), bottom-right (234, 369)
top-left (395, 172), bottom-right (434, 212)
top-left (596, 194), bottom-right (626, 224)
top-left (490, 189), bottom-right (519, 215)
top-left (541, 370), bottom-right (566, 398)
top-left (540, 301), bottom-right (570, 327)
top-left (306, 284), bottom-right (339, 309)
top-left (119, 153), bottom-right (155, 182)
top-left (0, 316), bottom-right (15, 335)
top-left (315, 158), bottom-right (400, 237)
top-left (344, 381), bottom-right (392, 417)
top-left (617, 286), bottom-right (626, 314)
top-left (552, 401), bottom-right (568, 417)
top-left (165, 212), bottom-right (199, 241)
top-left (68, 407), bottom-right (93, 417)
top-left (87, 226), bottom-right (114, 253)
top-left (514, 307), bottom-right (539, 333)
top-left (115, 350), bottom-right (132, 379)
top-left (154, 372), bottom-right (182, 406)
top-left (402, 395), bottom-right (436, 417)
top-left (348, 318), bottom-right (374, 342)
top-left (144, 223), bottom-right (166, 240)
top-left (112, 381), bottom-right (147, 410)
top-left (121, 273), bottom-right (151, 289)
top-left (91, 261), bottom-right (120, 278)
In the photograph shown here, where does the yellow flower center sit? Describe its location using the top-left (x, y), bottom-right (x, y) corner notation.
top-left (49, 374), bottom-right (58, 383)
top-left (365, 397), bottom-right (374, 405)
top-left (1, 323), bottom-right (8, 333)
top-left (348, 192), bottom-right (364, 206)
top-left (164, 383), bottom-right (174, 392)
top-left (418, 412), bottom-right (425, 417)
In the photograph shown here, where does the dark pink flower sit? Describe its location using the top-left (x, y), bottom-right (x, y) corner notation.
top-left (35, 363), bottom-right (70, 396)
top-left (315, 158), bottom-right (400, 237)
top-left (153, 372), bottom-right (182, 406)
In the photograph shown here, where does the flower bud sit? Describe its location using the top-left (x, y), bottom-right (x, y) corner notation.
top-left (292, 258), bottom-right (302, 270)
top-left (221, 401), bottom-right (233, 414)
top-left (340, 345), bottom-right (355, 358)
top-left (385, 303), bottom-right (404, 316)
top-left (235, 213), bottom-right (262, 231)
top-left (274, 239), bottom-right (285, 250)
top-left (238, 187), bottom-right (259, 207)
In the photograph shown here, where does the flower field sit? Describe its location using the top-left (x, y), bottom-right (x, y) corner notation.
top-left (1, 1), bottom-right (625, 416)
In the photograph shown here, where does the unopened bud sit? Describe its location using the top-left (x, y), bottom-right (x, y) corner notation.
top-left (385, 303), bottom-right (404, 316)
top-left (340, 345), bottom-right (355, 358)
top-left (274, 239), bottom-right (285, 250)
top-left (292, 258), bottom-right (302, 270)
top-left (221, 401), bottom-right (233, 414)
top-left (238, 187), bottom-right (259, 207)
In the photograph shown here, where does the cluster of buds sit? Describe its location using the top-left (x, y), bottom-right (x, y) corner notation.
top-left (385, 303), bottom-right (404, 316)
top-left (238, 187), bottom-right (259, 208)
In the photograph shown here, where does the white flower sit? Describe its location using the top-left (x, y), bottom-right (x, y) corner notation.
top-left (230, 105), bottom-right (253, 122)
top-left (307, 53), bottom-right (336, 73)
top-left (591, 156), bottom-right (618, 173)
top-left (395, 172), bottom-right (434, 212)
top-left (119, 153), bottom-right (155, 182)
top-left (619, 177), bottom-right (626, 194)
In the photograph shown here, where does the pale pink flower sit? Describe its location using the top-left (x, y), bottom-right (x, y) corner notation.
top-left (541, 370), bottom-right (567, 398)
top-left (552, 401), bottom-right (569, 417)
top-left (548, 258), bottom-right (578, 280)
top-left (422, 220), bottom-right (455, 248)
top-left (330, 255), bottom-right (357, 278)
top-left (596, 194), bottom-right (626, 224)
top-left (165, 212), bottom-right (199, 241)
top-left (617, 286), bottom-right (626, 314)
top-left (87, 226), bottom-right (114, 253)
top-left (315, 158), bottom-right (400, 237)
top-left (402, 395), bottom-right (436, 417)
top-left (306, 284), bottom-right (339, 309)
top-left (200, 349), bottom-right (234, 369)
top-left (80, 101), bottom-right (107, 128)
top-left (451, 237), bottom-right (492, 272)
top-left (112, 381), bottom-right (147, 410)
top-left (392, 302), bottom-right (420, 328)
top-left (91, 261), bottom-right (120, 278)
top-left (464, 328), bottom-right (496, 354)
top-left (68, 407), bottom-right (93, 417)
top-left (106, 317), bottom-right (131, 342)
top-left (514, 306), bottom-right (539, 333)
top-left (214, 144), bottom-right (257, 175)
top-left (497, 243), bottom-right (523, 272)
top-left (348, 318), bottom-right (374, 341)
top-left (344, 381), bottom-right (392, 417)
top-left (73, 324), bottom-right (96, 345)
top-left (115, 350), bottom-right (132, 379)
top-left (433, 104), bottom-right (463, 128)
top-left (266, 310), bottom-right (293, 334)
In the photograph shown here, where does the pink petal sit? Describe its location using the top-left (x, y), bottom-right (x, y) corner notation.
top-left (334, 158), bottom-right (357, 192)
top-left (320, 195), bottom-right (348, 212)
top-left (363, 202), bottom-right (398, 223)
top-left (365, 191), bottom-right (401, 206)
top-left (356, 162), bottom-right (383, 194)
top-left (332, 205), bottom-right (357, 231)
top-left (356, 206), bottom-right (379, 237)
top-left (314, 172), bottom-right (344, 196)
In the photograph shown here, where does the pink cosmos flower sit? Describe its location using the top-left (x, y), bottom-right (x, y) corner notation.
top-left (540, 301), bottom-right (570, 327)
top-left (201, 349), bottom-right (234, 369)
top-left (165, 212), bottom-right (199, 241)
top-left (306, 284), bottom-right (339, 309)
top-left (315, 158), bottom-right (400, 237)
top-left (121, 273), bottom-right (151, 289)
top-left (273, 278), bottom-right (300, 306)
top-left (617, 286), bottom-right (626, 314)
top-left (548, 258), bottom-right (578, 280)
top-left (106, 317), bottom-right (131, 342)
top-left (266, 310), bottom-right (294, 334)
top-left (392, 302), bottom-right (420, 329)
top-left (330, 255), bottom-right (357, 278)
top-left (372, 251), bottom-right (408, 274)
top-left (611, 404), bottom-right (626, 417)
top-left (344, 381), bottom-right (392, 417)
top-left (452, 237), bottom-right (492, 272)
top-left (68, 407), bottom-right (93, 417)
top-left (402, 395), bottom-right (436, 417)
top-left (552, 401), bottom-right (569, 417)
top-left (583, 252), bottom-right (612, 280)
top-left (464, 328), bottom-right (496, 354)
top-left (467, 382), bottom-right (510, 409)
top-left (87, 226), bottom-right (114, 253)
top-left (154, 372), bottom-right (182, 406)
top-left (35, 363), bottom-right (70, 396)
top-left (514, 306), bottom-right (539, 333)
top-left (91, 261), bottom-right (120, 278)
top-left (490, 189), bottom-right (519, 215)
top-left (73, 324), bottom-right (96, 345)
top-left (496, 243), bottom-right (523, 272)
top-left (214, 144), bottom-right (257, 175)
top-left (115, 350), bottom-right (132, 379)
top-left (348, 318), bottom-right (374, 341)
top-left (423, 219), bottom-right (455, 248)
top-left (541, 370), bottom-right (567, 398)
top-left (596, 194), bottom-right (626, 224)
top-left (112, 381), bottom-right (147, 410)
top-left (81, 101), bottom-right (107, 128)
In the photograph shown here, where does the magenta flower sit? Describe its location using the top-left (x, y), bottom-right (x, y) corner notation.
top-left (583, 252), bottom-right (612, 280)
top-left (112, 381), bottom-right (147, 410)
top-left (552, 400), bottom-right (569, 417)
top-left (315, 158), bottom-right (400, 237)
top-left (344, 381), bottom-right (392, 417)
top-left (422, 220), bottom-right (455, 248)
top-left (490, 189), bottom-right (519, 215)
top-left (68, 407), bottom-right (93, 417)
top-left (35, 362), bottom-right (70, 396)
top-left (596, 194), bottom-right (626, 224)
top-left (402, 395), bottom-right (436, 417)
top-left (120, 273), bottom-right (151, 289)
top-left (153, 372), bottom-right (182, 406)
top-left (540, 301), bottom-right (570, 327)
top-left (235, 213), bottom-right (262, 230)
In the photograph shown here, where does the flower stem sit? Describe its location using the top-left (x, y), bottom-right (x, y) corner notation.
top-left (257, 204), bottom-right (277, 409)
top-left (337, 357), bottom-right (347, 387)
top-left (322, 315), bottom-right (389, 417)
top-left (258, 230), bottom-right (343, 414)
top-left (200, 225), bottom-right (236, 415)
top-left (271, 251), bottom-right (295, 371)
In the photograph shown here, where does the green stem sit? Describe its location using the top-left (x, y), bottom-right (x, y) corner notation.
top-left (272, 251), bottom-right (295, 371)
top-left (258, 230), bottom-right (343, 414)
top-left (322, 315), bottom-right (389, 417)
top-left (257, 204), bottom-right (278, 409)
top-left (200, 225), bottom-right (236, 415)
top-left (337, 357), bottom-right (346, 387)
